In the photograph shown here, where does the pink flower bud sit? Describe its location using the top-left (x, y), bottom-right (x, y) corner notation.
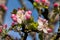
top-left (25, 14), bottom-right (31, 20)
top-left (4, 6), bottom-right (8, 11)
top-left (11, 14), bottom-right (17, 22)
top-left (1, 4), bottom-right (7, 10)
top-left (28, 10), bottom-right (32, 15)
top-left (42, 0), bottom-right (46, 3)
top-left (0, 29), bottom-right (2, 33)
top-left (11, 22), bottom-right (15, 26)
top-left (34, 0), bottom-right (40, 3)
top-left (12, 17), bottom-right (17, 22)
top-left (11, 14), bottom-right (16, 18)
top-left (47, 28), bottom-right (52, 33)
top-left (45, 1), bottom-right (50, 6)
top-left (54, 3), bottom-right (59, 8)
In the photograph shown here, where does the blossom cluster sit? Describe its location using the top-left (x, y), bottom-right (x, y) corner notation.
top-left (11, 9), bottom-right (32, 24)
top-left (11, 8), bottom-right (52, 33)
top-left (33, 0), bottom-right (50, 9)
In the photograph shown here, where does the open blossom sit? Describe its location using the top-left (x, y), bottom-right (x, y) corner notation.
top-left (37, 17), bottom-right (48, 33)
top-left (16, 10), bottom-right (24, 24)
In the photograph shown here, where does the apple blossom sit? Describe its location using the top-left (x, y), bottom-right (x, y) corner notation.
top-left (17, 10), bottom-right (24, 14)
top-left (16, 10), bottom-right (24, 24)
top-left (43, 28), bottom-right (48, 33)
top-left (37, 18), bottom-right (44, 31)
top-left (37, 17), bottom-right (49, 33)
top-left (43, 19), bottom-right (47, 23)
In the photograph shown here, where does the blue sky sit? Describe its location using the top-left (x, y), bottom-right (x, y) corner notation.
top-left (4, 0), bottom-right (59, 40)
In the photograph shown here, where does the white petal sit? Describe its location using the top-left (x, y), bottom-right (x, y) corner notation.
top-left (17, 18), bottom-right (22, 24)
top-left (43, 28), bottom-right (48, 33)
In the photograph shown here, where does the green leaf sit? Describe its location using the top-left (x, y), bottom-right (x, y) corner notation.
top-left (28, 22), bottom-right (38, 30)
top-left (33, 2), bottom-right (38, 8)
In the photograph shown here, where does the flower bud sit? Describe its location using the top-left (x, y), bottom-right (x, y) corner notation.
top-left (54, 3), bottom-right (59, 8)
top-left (28, 10), bottom-right (32, 15)
top-left (47, 28), bottom-right (52, 33)
top-left (34, 0), bottom-right (40, 3)
top-left (0, 29), bottom-right (2, 33)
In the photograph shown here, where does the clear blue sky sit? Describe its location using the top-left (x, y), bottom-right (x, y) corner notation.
top-left (4, 0), bottom-right (59, 40)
